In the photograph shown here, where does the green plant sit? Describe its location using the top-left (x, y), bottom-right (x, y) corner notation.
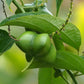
top-left (0, 0), bottom-right (84, 84)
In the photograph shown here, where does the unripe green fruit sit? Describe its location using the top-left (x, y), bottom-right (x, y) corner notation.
top-left (33, 33), bottom-right (51, 57)
top-left (16, 31), bottom-right (51, 58)
top-left (16, 31), bottom-right (37, 53)
top-left (41, 44), bottom-right (56, 63)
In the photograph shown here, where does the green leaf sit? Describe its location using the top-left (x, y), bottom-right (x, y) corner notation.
top-left (38, 68), bottom-right (67, 84)
top-left (0, 13), bottom-right (81, 49)
top-left (53, 33), bottom-right (64, 50)
top-left (0, 13), bottom-right (63, 33)
top-left (55, 51), bottom-right (84, 74)
top-left (6, 0), bottom-right (13, 7)
top-left (29, 58), bottom-right (53, 69)
top-left (56, 0), bottom-right (63, 16)
top-left (0, 29), bottom-right (14, 55)
top-left (60, 23), bottom-right (81, 50)
top-left (38, 68), bottom-right (56, 84)
top-left (29, 51), bottom-right (84, 74)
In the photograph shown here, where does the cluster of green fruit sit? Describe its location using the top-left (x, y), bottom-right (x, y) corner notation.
top-left (16, 31), bottom-right (56, 63)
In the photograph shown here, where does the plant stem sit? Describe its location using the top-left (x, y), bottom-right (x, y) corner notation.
top-left (1, 0), bottom-right (20, 41)
top-left (54, 68), bottom-right (69, 84)
top-left (75, 74), bottom-right (83, 77)
top-left (61, 75), bottom-right (70, 84)
top-left (66, 70), bottom-right (78, 84)
top-left (12, 0), bottom-right (25, 13)
top-left (74, 72), bottom-right (83, 77)
top-left (23, 4), bottom-right (44, 9)
top-left (1, 0), bottom-right (7, 18)
top-left (36, 0), bottom-right (38, 7)
top-left (20, 0), bottom-right (24, 6)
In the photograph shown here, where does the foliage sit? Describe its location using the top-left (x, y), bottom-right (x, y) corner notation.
top-left (0, 29), bottom-right (14, 55)
top-left (0, 0), bottom-right (84, 84)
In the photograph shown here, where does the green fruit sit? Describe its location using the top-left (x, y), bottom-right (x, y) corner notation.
top-left (33, 33), bottom-right (51, 57)
top-left (16, 31), bottom-right (37, 53)
top-left (16, 31), bottom-right (51, 59)
top-left (41, 44), bottom-right (56, 63)
top-left (16, 31), bottom-right (57, 63)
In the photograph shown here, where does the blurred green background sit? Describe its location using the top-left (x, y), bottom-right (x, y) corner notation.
top-left (0, 0), bottom-right (84, 84)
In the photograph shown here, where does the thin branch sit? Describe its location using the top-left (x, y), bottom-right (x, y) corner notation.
top-left (20, 0), bottom-right (24, 6)
top-left (66, 70), bottom-right (78, 84)
top-left (1, 0), bottom-right (20, 41)
top-left (54, 68), bottom-right (70, 84)
top-left (60, 0), bottom-right (73, 31)
top-left (74, 72), bottom-right (83, 77)
top-left (8, 26), bottom-right (20, 41)
top-left (61, 75), bottom-right (70, 84)
top-left (36, 0), bottom-right (38, 7)
top-left (75, 74), bottom-right (83, 77)
top-left (1, 0), bottom-right (7, 18)
top-left (12, 0), bottom-right (25, 13)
